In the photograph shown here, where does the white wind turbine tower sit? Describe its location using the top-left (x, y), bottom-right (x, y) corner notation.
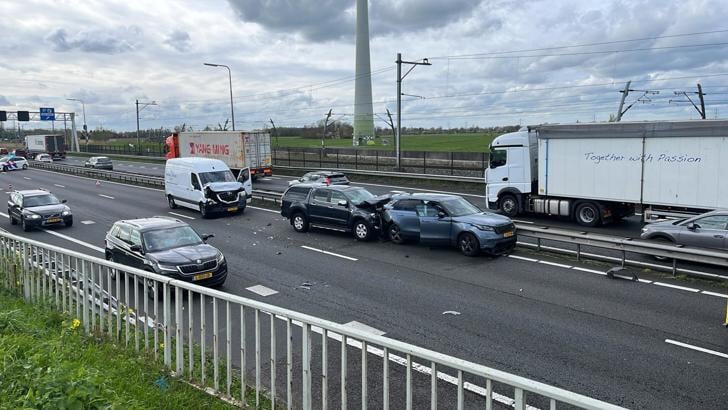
top-left (353, 0), bottom-right (375, 145)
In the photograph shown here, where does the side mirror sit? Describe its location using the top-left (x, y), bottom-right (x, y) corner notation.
top-left (437, 211), bottom-right (446, 219)
top-left (202, 234), bottom-right (215, 241)
top-left (61, 199), bottom-right (67, 204)
top-left (686, 222), bottom-right (698, 231)
top-left (129, 244), bottom-right (143, 253)
top-left (337, 200), bottom-right (348, 208)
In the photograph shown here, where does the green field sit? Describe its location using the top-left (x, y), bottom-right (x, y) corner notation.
top-left (273, 133), bottom-right (497, 152)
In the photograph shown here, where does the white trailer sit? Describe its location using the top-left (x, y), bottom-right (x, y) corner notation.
top-left (485, 120), bottom-right (728, 226)
top-left (25, 134), bottom-right (66, 159)
top-left (166, 131), bottom-right (272, 178)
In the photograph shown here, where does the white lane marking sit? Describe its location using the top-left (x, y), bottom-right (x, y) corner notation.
top-left (343, 321), bottom-right (386, 336)
top-left (571, 266), bottom-right (607, 276)
top-left (265, 176), bottom-right (280, 180)
top-left (81, 220), bottom-right (96, 225)
top-left (246, 285), bottom-right (279, 297)
top-left (98, 194), bottom-right (115, 199)
top-left (653, 282), bottom-right (701, 292)
top-left (249, 206), bottom-right (279, 214)
top-left (139, 166), bottom-right (146, 168)
top-left (701, 291), bottom-right (728, 299)
top-left (665, 339), bottom-right (728, 359)
top-left (168, 212), bottom-right (195, 220)
top-left (538, 260), bottom-right (572, 269)
top-left (637, 279), bottom-right (653, 284)
top-left (507, 254), bottom-right (538, 262)
top-left (4, 192), bottom-right (11, 194)
top-left (23, 177), bottom-right (31, 180)
top-left (30, 168), bottom-right (164, 192)
top-left (0, 211), bottom-right (104, 253)
top-left (513, 219), bottom-right (535, 224)
top-left (54, 184), bottom-right (65, 188)
top-left (300, 245), bottom-right (358, 261)
top-left (273, 315), bottom-right (532, 408)
top-left (151, 167), bottom-right (158, 170)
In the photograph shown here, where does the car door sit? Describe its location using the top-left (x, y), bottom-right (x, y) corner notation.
top-left (328, 191), bottom-right (352, 228)
top-left (8, 193), bottom-right (21, 221)
top-left (113, 224), bottom-right (134, 265)
top-left (308, 188), bottom-right (331, 224)
top-left (417, 202), bottom-right (452, 244)
top-left (127, 228), bottom-right (146, 269)
top-left (678, 215), bottom-right (728, 250)
top-left (388, 199), bottom-right (422, 239)
top-left (237, 167), bottom-right (253, 199)
top-left (187, 173), bottom-right (203, 204)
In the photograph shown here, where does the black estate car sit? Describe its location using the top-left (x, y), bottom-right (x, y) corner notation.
top-left (8, 190), bottom-right (73, 231)
top-left (104, 217), bottom-right (226, 294)
top-left (281, 184), bottom-right (385, 241)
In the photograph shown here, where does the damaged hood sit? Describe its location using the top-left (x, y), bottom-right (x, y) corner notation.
top-left (358, 194), bottom-right (393, 209)
top-left (204, 181), bottom-right (243, 193)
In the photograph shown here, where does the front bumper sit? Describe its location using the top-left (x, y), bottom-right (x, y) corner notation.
top-left (157, 260), bottom-right (228, 288)
top-left (204, 197), bottom-right (246, 214)
top-left (473, 230), bottom-right (517, 254)
top-left (24, 215), bottom-right (73, 228)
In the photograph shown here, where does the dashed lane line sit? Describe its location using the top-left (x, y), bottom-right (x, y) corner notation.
top-left (23, 177), bottom-right (31, 180)
top-left (249, 206), bottom-right (279, 214)
top-left (537, 260), bottom-right (572, 269)
top-left (246, 285), bottom-right (279, 297)
top-left (507, 254), bottom-right (538, 262)
top-left (168, 212), bottom-right (195, 220)
top-left (98, 194), bottom-right (115, 199)
top-left (300, 245), bottom-right (358, 261)
top-left (343, 320), bottom-right (386, 336)
top-left (54, 184), bottom-right (65, 188)
top-left (701, 291), bottom-right (728, 299)
top-left (665, 339), bottom-right (728, 359)
top-left (81, 220), bottom-right (96, 225)
top-left (653, 282), bottom-right (701, 292)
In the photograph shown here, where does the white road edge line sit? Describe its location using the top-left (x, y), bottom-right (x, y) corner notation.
top-left (249, 206), bottom-right (279, 214)
top-left (0, 211), bottom-right (104, 253)
top-left (571, 266), bottom-right (607, 276)
top-left (538, 260), bottom-right (572, 269)
top-left (701, 291), bottom-right (728, 299)
top-left (98, 194), bottom-right (115, 199)
top-left (23, 176), bottom-right (31, 180)
top-left (653, 282), bottom-right (701, 292)
top-left (168, 212), bottom-right (195, 220)
top-left (507, 254), bottom-right (538, 262)
top-left (273, 314), bottom-right (536, 409)
top-left (665, 339), bottom-right (728, 359)
top-left (300, 245), bottom-right (358, 261)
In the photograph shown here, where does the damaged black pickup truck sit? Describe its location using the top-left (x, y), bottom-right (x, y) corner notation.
top-left (280, 183), bottom-right (392, 241)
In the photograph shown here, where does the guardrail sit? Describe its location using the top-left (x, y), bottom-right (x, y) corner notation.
top-left (32, 161), bottom-right (728, 280)
top-left (0, 230), bottom-right (624, 409)
top-left (274, 165), bottom-right (484, 183)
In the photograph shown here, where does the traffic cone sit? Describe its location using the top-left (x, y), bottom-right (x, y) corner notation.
top-left (95, 180), bottom-right (101, 187)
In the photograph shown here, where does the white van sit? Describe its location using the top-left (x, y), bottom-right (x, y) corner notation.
top-left (165, 158), bottom-right (252, 218)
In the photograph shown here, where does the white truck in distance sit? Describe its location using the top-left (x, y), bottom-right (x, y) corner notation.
top-left (25, 134), bottom-right (66, 159)
top-left (485, 120), bottom-right (728, 226)
top-left (165, 131), bottom-right (272, 179)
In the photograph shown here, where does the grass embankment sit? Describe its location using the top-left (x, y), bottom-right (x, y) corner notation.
top-left (0, 289), bottom-right (235, 409)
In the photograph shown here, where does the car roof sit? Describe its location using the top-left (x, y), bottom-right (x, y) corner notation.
top-left (307, 170), bottom-right (346, 176)
top-left (391, 193), bottom-right (461, 201)
top-left (115, 217), bottom-right (187, 231)
top-left (293, 183), bottom-right (361, 191)
top-left (16, 189), bottom-right (52, 197)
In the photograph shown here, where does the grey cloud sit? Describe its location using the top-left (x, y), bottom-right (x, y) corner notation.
top-left (227, 0), bottom-right (485, 42)
top-left (44, 26), bottom-right (141, 54)
top-left (165, 30), bottom-right (191, 52)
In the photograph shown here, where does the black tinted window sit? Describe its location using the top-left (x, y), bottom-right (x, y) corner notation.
top-left (312, 189), bottom-right (330, 202)
top-left (393, 199), bottom-right (421, 211)
top-left (284, 187), bottom-right (310, 201)
top-left (490, 149), bottom-right (507, 168)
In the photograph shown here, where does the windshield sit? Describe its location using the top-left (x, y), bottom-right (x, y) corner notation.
top-left (143, 226), bottom-right (202, 252)
top-left (440, 197), bottom-right (481, 217)
top-left (0, 156), bottom-right (9, 162)
top-left (198, 170), bottom-right (236, 185)
top-left (23, 194), bottom-right (61, 207)
top-left (344, 188), bottom-right (374, 204)
top-left (489, 148), bottom-right (507, 168)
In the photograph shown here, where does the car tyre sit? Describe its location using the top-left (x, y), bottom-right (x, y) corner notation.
top-left (10, 214), bottom-right (17, 225)
top-left (106, 253), bottom-right (118, 280)
top-left (650, 236), bottom-right (674, 261)
top-left (458, 232), bottom-right (480, 257)
top-left (291, 213), bottom-right (309, 233)
top-left (168, 195), bottom-right (177, 209)
top-left (388, 223), bottom-right (406, 244)
top-left (353, 220), bottom-right (373, 241)
top-left (22, 218), bottom-right (31, 232)
top-left (199, 203), bottom-right (209, 219)
top-left (22, 164), bottom-right (28, 170)
top-left (499, 194), bottom-right (519, 217)
top-left (575, 202), bottom-right (600, 227)
top-left (65, 218), bottom-right (73, 228)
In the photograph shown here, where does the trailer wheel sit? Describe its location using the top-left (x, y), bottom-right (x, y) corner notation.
top-left (575, 202), bottom-right (600, 227)
top-left (499, 194), bottom-right (519, 217)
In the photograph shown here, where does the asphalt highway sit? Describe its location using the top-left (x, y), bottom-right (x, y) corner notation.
top-left (4, 167), bottom-right (727, 409)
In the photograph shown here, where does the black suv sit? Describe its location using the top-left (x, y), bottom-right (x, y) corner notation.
top-left (104, 217), bottom-right (227, 293)
top-left (8, 190), bottom-right (73, 231)
top-left (281, 184), bottom-right (384, 241)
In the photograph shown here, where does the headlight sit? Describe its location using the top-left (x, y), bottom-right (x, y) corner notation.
top-left (62, 210), bottom-right (71, 216)
top-left (472, 224), bottom-right (494, 231)
top-left (153, 261), bottom-right (177, 272)
top-left (216, 252), bottom-right (225, 263)
top-left (641, 228), bottom-right (648, 233)
top-left (27, 214), bottom-right (41, 220)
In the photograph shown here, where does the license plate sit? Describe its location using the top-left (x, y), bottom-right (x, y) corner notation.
top-left (503, 231), bottom-right (514, 238)
top-left (46, 218), bottom-right (62, 223)
top-left (193, 272), bottom-right (213, 281)
top-left (227, 207), bottom-right (238, 212)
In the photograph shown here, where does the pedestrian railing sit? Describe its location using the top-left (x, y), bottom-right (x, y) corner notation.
top-left (0, 230), bottom-right (625, 409)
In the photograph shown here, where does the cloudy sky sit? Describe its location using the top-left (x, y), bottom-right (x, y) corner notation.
top-left (2, 0), bottom-right (728, 132)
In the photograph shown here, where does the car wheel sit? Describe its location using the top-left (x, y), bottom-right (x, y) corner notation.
top-left (22, 218), bottom-right (31, 232)
top-left (2, 166), bottom-right (7, 172)
top-left (199, 203), bottom-right (209, 218)
top-left (458, 232), bottom-right (480, 257)
top-left (650, 237), bottom-right (674, 261)
top-left (22, 164), bottom-right (28, 170)
top-left (291, 213), bottom-right (309, 233)
top-left (10, 214), bottom-right (17, 225)
top-left (65, 218), bottom-right (73, 228)
top-left (575, 202), bottom-right (600, 227)
top-left (499, 194), bottom-right (519, 217)
top-left (353, 220), bottom-right (373, 241)
top-left (106, 254), bottom-right (118, 280)
top-left (388, 223), bottom-right (406, 244)
top-left (168, 195), bottom-right (177, 209)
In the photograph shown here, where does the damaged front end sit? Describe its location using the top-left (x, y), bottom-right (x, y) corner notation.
top-left (357, 193), bottom-right (398, 236)
top-left (202, 182), bottom-right (246, 213)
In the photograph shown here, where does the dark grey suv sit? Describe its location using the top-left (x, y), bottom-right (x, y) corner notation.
top-left (281, 184), bottom-right (383, 241)
top-left (104, 217), bottom-right (226, 294)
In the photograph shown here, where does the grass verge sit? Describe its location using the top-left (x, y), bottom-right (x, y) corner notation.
top-left (0, 288), bottom-right (236, 409)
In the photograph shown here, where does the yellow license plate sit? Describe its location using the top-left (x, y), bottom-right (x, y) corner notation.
top-left (227, 207), bottom-right (238, 212)
top-left (503, 231), bottom-right (514, 238)
top-left (47, 218), bottom-right (62, 223)
top-left (193, 272), bottom-right (213, 281)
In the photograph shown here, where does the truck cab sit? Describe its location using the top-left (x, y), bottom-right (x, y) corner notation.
top-left (485, 129), bottom-right (536, 216)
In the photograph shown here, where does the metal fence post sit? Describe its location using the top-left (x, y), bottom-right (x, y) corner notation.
top-left (450, 152), bottom-right (454, 175)
top-left (163, 282), bottom-right (171, 368)
top-left (302, 323), bottom-right (312, 410)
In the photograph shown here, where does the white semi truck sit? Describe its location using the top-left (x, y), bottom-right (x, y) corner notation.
top-left (485, 120), bottom-right (728, 226)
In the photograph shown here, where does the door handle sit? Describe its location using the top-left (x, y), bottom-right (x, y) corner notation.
top-left (502, 177), bottom-right (508, 181)
top-left (714, 235), bottom-right (725, 239)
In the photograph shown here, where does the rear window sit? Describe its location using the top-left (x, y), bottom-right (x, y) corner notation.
top-left (284, 187), bottom-right (311, 201)
top-left (97, 157), bottom-right (111, 163)
top-left (329, 174), bottom-right (348, 183)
